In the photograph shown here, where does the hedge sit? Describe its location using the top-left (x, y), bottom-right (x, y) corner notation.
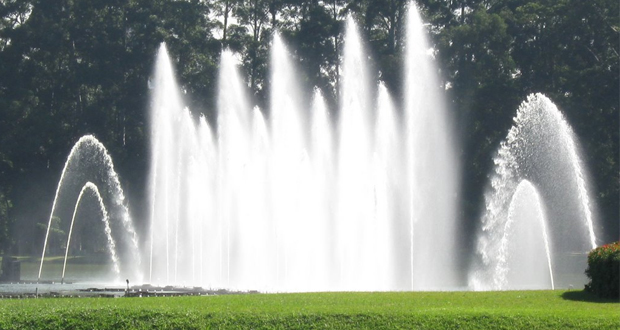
top-left (585, 241), bottom-right (619, 299)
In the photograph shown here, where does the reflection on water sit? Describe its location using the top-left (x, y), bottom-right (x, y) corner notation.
top-left (1, 259), bottom-right (130, 296)
top-left (0, 282), bottom-right (125, 296)
top-left (17, 261), bottom-right (117, 283)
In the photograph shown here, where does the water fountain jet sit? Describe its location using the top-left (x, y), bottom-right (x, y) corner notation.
top-left (470, 93), bottom-right (598, 290)
top-left (39, 135), bottom-right (141, 283)
top-left (146, 4), bottom-right (461, 292)
top-left (405, 2), bottom-right (460, 290)
top-left (62, 182), bottom-right (120, 284)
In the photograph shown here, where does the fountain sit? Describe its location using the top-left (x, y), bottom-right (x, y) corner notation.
top-left (62, 182), bottom-right (120, 283)
top-left (38, 135), bottom-right (141, 283)
top-left (470, 93), bottom-right (598, 290)
top-left (405, 3), bottom-right (460, 290)
top-left (335, 16), bottom-right (377, 291)
top-left (505, 180), bottom-right (555, 290)
top-left (147, 3), bottom-right (460, 292)
top-left (478, 179), bottom-right (555, 290)
top-left (32, 2), bottom-right (600, 294)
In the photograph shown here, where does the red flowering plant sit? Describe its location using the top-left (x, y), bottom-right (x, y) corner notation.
top-left (585, 241), bottom-right (619, 299)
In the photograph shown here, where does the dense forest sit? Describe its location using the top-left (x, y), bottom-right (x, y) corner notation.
top-left (0, 0), bottom-right (617, 255)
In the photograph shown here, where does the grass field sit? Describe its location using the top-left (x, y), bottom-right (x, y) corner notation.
top-left (0, 290), bottom-right (618, 329)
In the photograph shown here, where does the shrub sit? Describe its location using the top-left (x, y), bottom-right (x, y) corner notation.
top-left (584, 241), bottom-right (619, 299)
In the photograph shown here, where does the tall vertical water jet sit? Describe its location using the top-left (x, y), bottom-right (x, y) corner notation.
top-left (145, 11), bottom-right (462, 291)
top-left (404, 2), bottom-right (460, 290)
top-left (196, 116), bottom-right (217, 286)
top-left (173, 109), bottom-right (205, 284)
top-left (151, 45), bottom-right (270, 290)
top-left (62, 182), bottom-right (120, 283)
top-left (373, 82), bottom-right (400, 290)
top-left (148, 44), bottom-right (187, 284)
top-left (243, 107), bottom-right (272, 290)
top-left (39, 135), bottom-right (140, 283)
top-left (309, 89), bottom-right (335, 291)
top-left (471, 93), bottom-right (598, 290)
top-left (270, 34), bottom-right (309, 291)
top-left (217, 49), bottom-right (252, 289)
top-left (337, 16), bottom-right (376, 290)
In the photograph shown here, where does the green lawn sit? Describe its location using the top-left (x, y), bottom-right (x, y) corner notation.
top-left (0, 290), bottom-right (618, 329)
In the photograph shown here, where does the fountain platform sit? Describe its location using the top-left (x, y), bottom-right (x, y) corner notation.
top-left (0, 282), bottom-right (257, 299)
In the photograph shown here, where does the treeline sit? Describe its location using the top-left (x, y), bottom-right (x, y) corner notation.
top-left (0, 0), bottom-right (617, 254)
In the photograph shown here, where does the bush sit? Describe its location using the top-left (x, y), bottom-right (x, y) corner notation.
top-left (584, 241), bottom-right (619, 299)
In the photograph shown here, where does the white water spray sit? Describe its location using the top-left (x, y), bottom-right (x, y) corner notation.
top-left (405, 2), bottom-right (460, 290)
top-left (495, 180), bottom-right (554, 290)
top-left (39, 135), bottom-right (141, 282)
top-left (62, 182), bottom-right (120, 283)
top-left (471, 93), bottom-right (597, 290)
top-left (147, 6), bottom-right (460, 291)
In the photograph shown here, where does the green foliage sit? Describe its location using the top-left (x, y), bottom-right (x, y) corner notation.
top-left (0, 0), bottom-right (617, 255)
top-left (0, 189), bottom-right (13, 254)
top-left (0, 291), bottom-right (618, 329)
top-left (432, 0), bottom-right (619, 231)
top-left (35, 216), bottom-right (65, 255)
top-left (585, 241), bottom-right (620, 299)
top-left (347, 0), bottom-right (407, 96)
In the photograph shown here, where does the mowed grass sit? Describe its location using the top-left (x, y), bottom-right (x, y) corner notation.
top-left (0, 290), bottom-right (618, 329)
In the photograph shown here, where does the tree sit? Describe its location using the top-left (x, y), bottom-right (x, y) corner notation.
top-left (36, 216), bottom-right (64, 255)
top-left (214, 0), bottom-right (242, 45)
top-left (287, 1), bottom-right (342, 104)
top-left (0, 0), bottom-right (617, 256)
top-left (436, 5), bottom-right (519, 223)
top-left (0, 0), bottom-right (223, 254)
top-left (504, 0), bottom-right (619, 239)
top-left (231, 0), bottom-right (272, 98)
top-left (0, 188), bottom-right (14, 254)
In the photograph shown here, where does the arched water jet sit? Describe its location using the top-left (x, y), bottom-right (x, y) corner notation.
top-left (471, 93), bottom-right (598, 290)
top-left (62, 182), bottom-right (120, 284)
top-left (39, 135), bottom-right (140, 283)
top-left (498, 180), bottom-right (554, 290)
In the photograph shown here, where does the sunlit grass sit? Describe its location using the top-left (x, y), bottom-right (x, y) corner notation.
top-left (0, 290), bottom-right (618, 329)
